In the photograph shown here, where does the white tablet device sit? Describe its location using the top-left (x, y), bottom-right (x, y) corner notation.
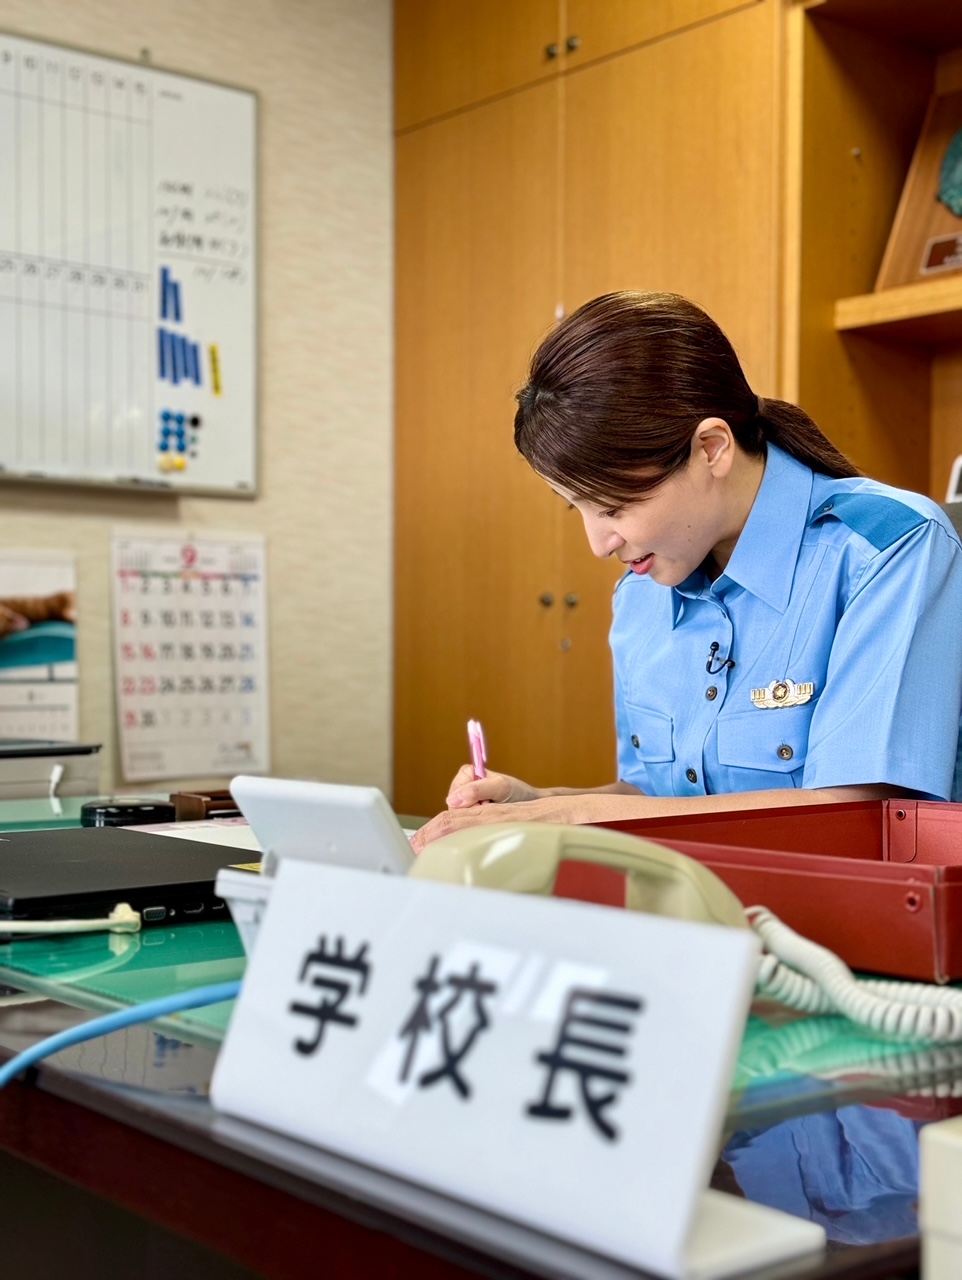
top-left (229, 775), bottom-right (415, 877)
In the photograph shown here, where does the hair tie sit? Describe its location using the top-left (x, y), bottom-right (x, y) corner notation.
top-left (756, 394), bottom-right (766, 419)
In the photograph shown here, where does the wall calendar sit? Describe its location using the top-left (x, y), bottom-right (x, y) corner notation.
top-left (111, 527), bottom-right (269, 781)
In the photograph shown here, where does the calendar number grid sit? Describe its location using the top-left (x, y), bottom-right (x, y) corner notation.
top-left (112, 534), bottom-right (269, 781)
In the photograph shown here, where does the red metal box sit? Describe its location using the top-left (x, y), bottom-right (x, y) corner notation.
top-left (573, 800), bottom-right (962, 984)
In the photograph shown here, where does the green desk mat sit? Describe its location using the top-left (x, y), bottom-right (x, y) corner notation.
top-left (2, 919), bottom-right (958, 1116)
top-left (0, 920), bottom-right (244, 1049)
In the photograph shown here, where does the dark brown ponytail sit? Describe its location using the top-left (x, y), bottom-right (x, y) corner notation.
top-left (754, 394), bottom-right (858, 480)
top-left (514, 292), bottom-right (858, 504)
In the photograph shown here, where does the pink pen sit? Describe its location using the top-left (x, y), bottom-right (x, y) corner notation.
top-left (467, 718), bottom-right (487, 781)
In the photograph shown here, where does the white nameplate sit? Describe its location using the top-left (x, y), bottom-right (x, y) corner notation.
top-left (211, 861), bottom-right (824, 1279)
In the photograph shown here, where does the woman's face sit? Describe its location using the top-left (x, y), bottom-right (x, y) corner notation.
top-left (546, 422), bottom-right (751, 586)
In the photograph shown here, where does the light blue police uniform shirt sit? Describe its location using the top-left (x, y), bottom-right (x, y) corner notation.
top-left (611, 443), bottom-right (962, 800)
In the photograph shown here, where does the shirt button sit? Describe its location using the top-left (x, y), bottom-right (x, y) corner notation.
top-left (686, 768), bottom-right (698, 783)
top-left (706, 686), bottom-right (718, 701)
top-left (777, 744), bottom-right (794, 761)
top-left (630, 734), bottom-right (640, 748)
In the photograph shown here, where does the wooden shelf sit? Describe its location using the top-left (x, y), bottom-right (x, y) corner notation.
top-left (834, 276), bottom-right (962, 345)
top-left (816, 0), bottom-right (962, 55)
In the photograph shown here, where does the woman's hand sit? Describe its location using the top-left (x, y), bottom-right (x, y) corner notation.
top-left (411, 793), bottom-right (579, 852)
top-left (407, 770), bottom-right (651, 851)
top-left (444, 764), bottom-right (543, 809)
top-left (406, 765), bottom-right (559, 852)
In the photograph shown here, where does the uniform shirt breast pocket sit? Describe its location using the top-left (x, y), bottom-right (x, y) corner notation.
top-left (619, 703), bottom-right (674, 793)
top-left (716, 702), bottom-right (816, 785)
top-left (624, 703), bottom-right (675, 760)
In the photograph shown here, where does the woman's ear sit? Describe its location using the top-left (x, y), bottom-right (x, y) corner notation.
top-left (690, 417), bottom-right (735, 478)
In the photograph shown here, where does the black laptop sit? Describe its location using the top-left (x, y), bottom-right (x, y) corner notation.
top-left (0, 826), bottom-right (256, 928)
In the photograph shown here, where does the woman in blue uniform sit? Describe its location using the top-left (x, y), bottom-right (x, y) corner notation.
top-left (412, 292), bottom-right (962, 849)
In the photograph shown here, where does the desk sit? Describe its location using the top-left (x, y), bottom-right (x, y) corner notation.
top-left (0, 795), bottom-right (96, 830)
top-left (0, 793), bottom-right (175, 831)
top-left (0, 920), bottom-right (949, 1280)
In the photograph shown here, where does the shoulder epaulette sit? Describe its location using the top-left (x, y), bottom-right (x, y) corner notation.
top-left (809, 492), bottom-right (927, 552)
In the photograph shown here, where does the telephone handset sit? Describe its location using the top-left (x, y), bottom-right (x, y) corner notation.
top-left (411, 821), bottom-right (748, 927)
top-left (411, 823), bottom-right (962, 1044)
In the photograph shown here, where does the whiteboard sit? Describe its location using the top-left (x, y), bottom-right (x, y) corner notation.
top-left (0, 35), bottom-right (257, 495)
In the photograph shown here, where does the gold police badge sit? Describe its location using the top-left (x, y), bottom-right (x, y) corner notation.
top-left (750, 678), bottom-right (815, 709)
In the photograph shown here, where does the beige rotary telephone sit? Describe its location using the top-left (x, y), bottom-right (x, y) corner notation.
top-left (411, 823), bottom-right (962, 1043)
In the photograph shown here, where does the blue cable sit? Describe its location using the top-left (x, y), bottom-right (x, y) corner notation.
top-left (0, 980), bottom-right (242, 1088)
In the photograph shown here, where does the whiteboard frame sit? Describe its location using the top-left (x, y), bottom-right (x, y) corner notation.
top-left (0, 30), bottom-right (260, 498)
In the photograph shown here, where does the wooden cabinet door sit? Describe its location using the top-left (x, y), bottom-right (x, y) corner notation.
top-left (553, 0), bottom-right (781, 780)
top-left (563, 0), bottom-right (781, 394)
top-left (553, 512), bottom-right (625, 789)
top-left (564, 0), bottom-right (763, 70)
top-left (395, 82), bottom-right (566, 817)
top-left (394, 1), bottom-right (783, 814)
top-left (395, 0), bottom-right (562, 131)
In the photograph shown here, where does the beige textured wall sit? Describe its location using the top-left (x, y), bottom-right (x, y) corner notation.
top-left (0, 0), bottom-right (393, 794)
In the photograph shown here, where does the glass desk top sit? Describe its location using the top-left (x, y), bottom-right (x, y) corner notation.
top-left (1, 918), bottom-right (959, 1116)
top-left (0, 920), bottom-right (243, 1047)
top-left (0, 792), bottom-right (175, 831)
top-left (0, 795), bottom-right (98, 830)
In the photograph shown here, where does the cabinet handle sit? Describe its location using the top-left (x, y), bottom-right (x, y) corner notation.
top-left (539, 592), bottom-right (555, 607)
top-left (545, 42), bottom-right (560, 59)
top-left (566, 35), bottom-right (581, 52)
top-left (564, 593), bottom-right (579, 608)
